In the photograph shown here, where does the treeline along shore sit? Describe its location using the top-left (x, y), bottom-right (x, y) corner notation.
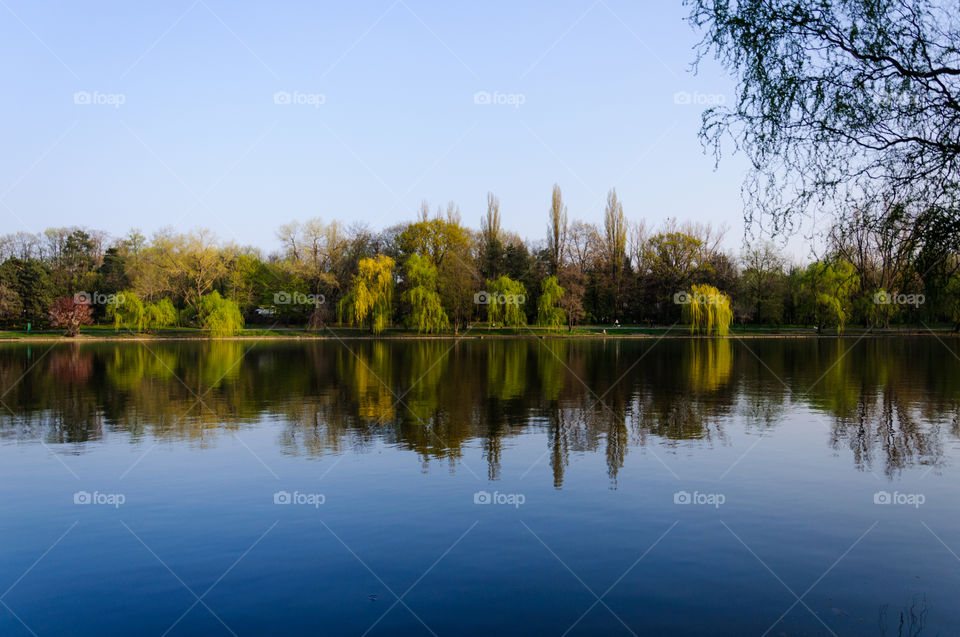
top-left (2, 186), bottom-right (958, 338)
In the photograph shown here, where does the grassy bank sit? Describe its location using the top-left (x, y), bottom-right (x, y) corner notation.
top-left (0, 323), bottom-right (957, 341)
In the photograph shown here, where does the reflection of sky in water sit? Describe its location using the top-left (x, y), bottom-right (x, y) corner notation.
top-left (0, 338), bottom-right (958, 635)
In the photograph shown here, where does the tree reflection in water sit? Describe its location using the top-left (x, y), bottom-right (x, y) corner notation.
top-left (0, 337), bottom-right (957, 483)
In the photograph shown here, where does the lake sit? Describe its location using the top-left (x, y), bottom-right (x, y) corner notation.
top-left (1, 337), bottom-right (959, 636)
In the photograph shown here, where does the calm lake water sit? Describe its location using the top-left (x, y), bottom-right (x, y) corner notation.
top-left (1, 337), bottom-right (959, 636)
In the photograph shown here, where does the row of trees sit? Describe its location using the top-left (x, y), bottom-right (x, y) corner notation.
top-left (1, 185), bottom-right (959, 334)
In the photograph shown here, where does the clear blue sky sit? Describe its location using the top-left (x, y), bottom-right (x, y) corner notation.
top-left (0, 0), bottom-right (772, 254)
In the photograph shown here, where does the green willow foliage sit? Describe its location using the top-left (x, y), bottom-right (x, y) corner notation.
top-left (3, 186), bottom-right (960, 335)
top-left (107, 291), bottom-right (177, 332)
top-left (486, 276), bottom-right (527, 328)
top-left (341, 255), bottom-right (395, 334)
top-left (537, 276), bottom-right (565, 332)
top-left (198, 291), bottom-right (244, 338)
top-left (682, 284), bottom-right (733, 335)
top-left (402, 255), bottom-right (449, 334)
top-left (797, 262), bottom-right (859, 332)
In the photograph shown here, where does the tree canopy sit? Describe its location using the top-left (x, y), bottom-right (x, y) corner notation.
top-left (688, 0), bottom-right (960, 253)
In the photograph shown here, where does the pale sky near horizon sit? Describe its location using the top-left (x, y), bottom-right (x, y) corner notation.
top-left (0, 0), bottom-right (816, 260)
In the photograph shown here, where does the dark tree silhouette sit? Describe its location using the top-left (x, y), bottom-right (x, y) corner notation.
top-left (688, 0), bottom-right (960, 248)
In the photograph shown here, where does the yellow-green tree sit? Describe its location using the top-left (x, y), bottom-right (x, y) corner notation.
top-left (145, 298), bottom-right (177, 330)
top-left (396, 210), bottom-right (477, 331)
top-left (198, 291), bottom-right (244, 337)
top-left (797, 261), bottom-right (859, 332)
top-left (108, 291), bottom-right (178, 332)
top-left (682, 284), bottom-right (733, 335)
top-left (342, 255), bottom-right (395, 334)
top-left (537, 276), bottom-right (565, 332)
top-left (402, 254), bottom-right (449, 334)
top-left (107, 291), bottom-right (146, 332)
top-left (487, 276), bottom-right (527, 329)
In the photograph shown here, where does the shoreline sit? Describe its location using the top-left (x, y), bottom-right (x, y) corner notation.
top-left (1, 329), bottom-right (957, 343)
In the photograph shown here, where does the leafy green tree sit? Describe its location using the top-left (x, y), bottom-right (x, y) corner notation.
top-left (681, 284), bottom-right (732, 335)
top-left (145, 298), bottom-right (177, 330)
top-left (198, 291), bottom-right (244, 337)
top-left (98, 246), bottom-right (129, 293)
top-left (537, 276), bottom-right (565, 332)
top-left (341, 255), bottom-right (395, 334)
top-left (107, 291), bottom-right (146, 331)
top-left (641, 231), bottom-right (710, 320)
top-left (3, 258), bottom-right (53, 323)
top-left (107, 291), bottom-right (177, 332)
top-left (487, 276), bottom-right (527, 329)
top-left (797, 262), bottom-right (860, 332)
top-left (402, 254), bottom-right (449, 333)
top-left (396, 210), bottom-right (477, 331)
top-left (0, 281), bottom-right (21, 323)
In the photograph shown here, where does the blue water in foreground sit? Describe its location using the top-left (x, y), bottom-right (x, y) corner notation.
top-left (1, 338), bottom-right (958, 636)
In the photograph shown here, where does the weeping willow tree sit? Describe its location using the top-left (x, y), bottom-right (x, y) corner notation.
top-left (198, 291), bottom-right (244, 337)
top-left (107, 291), bottom-right (177, 332)
top-left (797, 261), bottom-right (859, 332)
top-left (682, 284), bottom-right (732, 335)
top-left (487, 276), bottom-right (527, 329)
top-left (402, 254), bottom-right (449, 334)
top-left (341, 255), bottom-right (395, 334)
top-left (107, 291), bottom-right (145, 332)
top-left (537, 275), bottom-right (565, 332)
top-left (145, 298), bottom-right (177, 331)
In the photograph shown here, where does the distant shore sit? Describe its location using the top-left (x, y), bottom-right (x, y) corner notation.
top-left (0, 325), bottom-right (956, 342)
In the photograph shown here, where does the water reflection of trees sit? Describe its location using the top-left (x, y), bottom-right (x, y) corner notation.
top-left (0, 337), bottom-right (957, 482)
